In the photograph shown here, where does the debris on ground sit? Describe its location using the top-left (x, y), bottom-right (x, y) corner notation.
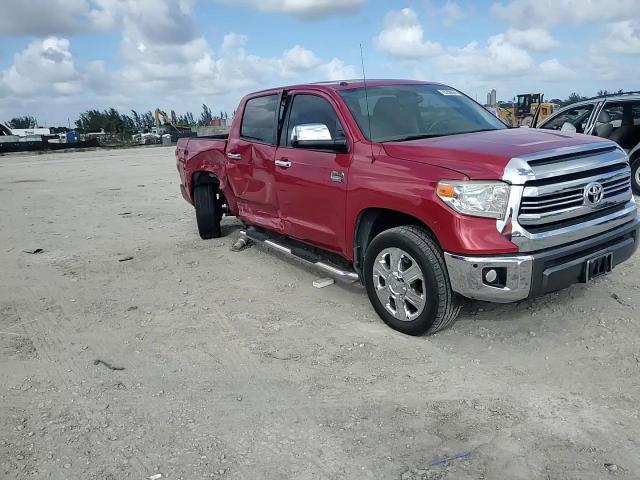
top-left (93, 359), bottom-right (125, 371)
top-left (23, 248), bottom-right (44, 254)
top-left (118, 212), bottom-right (132, 216)
top-left (231, 236), bottom-right (250, 252)
top-left (148, 474), bottom-right (163, 480)
top-left (610, 293), bottom-right (630, 306)
top-left (313, 277), bottom-right (334, 288)
top-left (430, 450), bottom-right (472, 466)
top-left (604, 463), bottom-right (619, 472)
top-left (118, 256), bottom-right (134, 262)
top-left (264, 350), bottom-right (301, 361)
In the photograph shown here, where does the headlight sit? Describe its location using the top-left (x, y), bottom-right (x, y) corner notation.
top-left (436, 180), bottom-right (510, 219)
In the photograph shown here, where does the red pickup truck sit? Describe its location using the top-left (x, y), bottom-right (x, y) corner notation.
top-left (176, 80), bottom-right (639, 335)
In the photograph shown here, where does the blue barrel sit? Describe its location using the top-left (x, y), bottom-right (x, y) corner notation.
top-left (66, 131), bottom-right (79, 143)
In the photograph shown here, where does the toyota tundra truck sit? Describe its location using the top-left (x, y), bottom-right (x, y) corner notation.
top-left (176, 80), bottom-right (639, 336)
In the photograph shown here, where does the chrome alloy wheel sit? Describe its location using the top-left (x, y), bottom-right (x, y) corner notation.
top-left (372, 247), bottom-right (426, 322)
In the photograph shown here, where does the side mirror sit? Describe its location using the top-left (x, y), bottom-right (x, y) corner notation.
top-left (561, 122), bottom-right (577, 133)
top-left (291, 123), bottom-right (348, 152)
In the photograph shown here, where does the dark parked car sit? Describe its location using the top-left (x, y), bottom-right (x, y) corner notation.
top-left (533, 92), bottom-right (640, 193)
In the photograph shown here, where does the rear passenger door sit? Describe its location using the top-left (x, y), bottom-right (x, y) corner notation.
top-left (592, 100), bottom-right (640, 151)
top-left (225, 93), bottom-right (282, 231)
top-left (274, 92), bottom-right (350, 254)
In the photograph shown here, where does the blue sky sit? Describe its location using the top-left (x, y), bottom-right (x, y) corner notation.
top-left (1, 0), bottom-right (639, 126)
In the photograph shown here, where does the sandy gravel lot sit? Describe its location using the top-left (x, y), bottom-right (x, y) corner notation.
top-left (1, 146), bottom-right (640, 480)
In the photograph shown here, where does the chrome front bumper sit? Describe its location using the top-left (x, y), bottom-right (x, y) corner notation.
top-left (444, 216), bottom-right (639, 303)
top-left (444, 253), bottom-right (533, 302)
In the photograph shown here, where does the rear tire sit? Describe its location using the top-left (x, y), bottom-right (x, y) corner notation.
top-left (194, 185), bottom-right (222, 239)
top-left (363, 226), bottom-right (461, 336)
top-left (631, 157), bottom-right (640, 195)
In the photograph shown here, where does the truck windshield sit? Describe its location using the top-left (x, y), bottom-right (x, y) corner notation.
top-left (339, 84), bottom-right (506, 142)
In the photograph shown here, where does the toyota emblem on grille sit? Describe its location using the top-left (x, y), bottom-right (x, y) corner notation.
top-left (584, 182), bottom-right (604, 207)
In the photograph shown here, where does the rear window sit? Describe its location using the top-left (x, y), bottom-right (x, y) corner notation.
top-left (240, 94), bottom-right (279, 144)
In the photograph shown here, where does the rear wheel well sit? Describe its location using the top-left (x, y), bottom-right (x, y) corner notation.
top-left (353, 208), bottom-right (439, 276)
top-left (191, 171), bottom-right (228, 212)
top-left (191, 171), bottom-right (219, 194)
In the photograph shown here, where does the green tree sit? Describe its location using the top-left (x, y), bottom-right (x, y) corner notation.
top-left (199, 104), bottom-right (213, 126)
top-left (141, 111), bottom-right (154, 129)
top-left (131, 110), bottom-right (142, 130)
top-left (564, 93), bottom-right (588, 106)
top-left (9, 116), bottom-right (37, 129)
top-left (74, 108), bottom-right (135, 134)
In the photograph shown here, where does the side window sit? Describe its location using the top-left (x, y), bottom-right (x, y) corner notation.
top-left (286, 94), bottom-right (345, 147)
top-left (594, 101), bottom-right (640, 139)
top-left (541, 104), bottom-right (594, 133)
top-left (594, 102), bottom-right (623, 138)
top-left (240, 94), bottom-right (279, 144)
top-left (631, 103), bottom-right (640, 126)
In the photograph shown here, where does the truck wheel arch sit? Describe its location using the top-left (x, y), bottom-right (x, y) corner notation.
top-left (191, 171), bottom-right (220, 195)
top-left (352, 208), bottom-right (440, 276)
top-left (630, 150), bottom-right (640, 194)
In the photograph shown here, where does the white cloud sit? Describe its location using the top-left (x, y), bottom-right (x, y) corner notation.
top-left (317, 58), bottom-right (358, 80)
top-left (538, 58), bottom-right (577, 81)
top-left (0, 37), bottom-right (82, 97)
top-left (440, 1), bottom-right (466, 26)
top-left (375, 9), bottom-right (442, 58)
top-left (604, 20), bottom-right (640, 54)
top-left (492, 0), bottom-right (638, 26)
top-left (189, 40), bottom-right (355, 94)
top-left (282, 45), bottom-right (324, 72)
top-left (504, 28), bottom-right (558, 52)
top-left (0, 0), bottom-right (90, 35)
top-left (436, 33), bottom-right (534, 79)
top-left (216, 0), bottom-right (364, 20)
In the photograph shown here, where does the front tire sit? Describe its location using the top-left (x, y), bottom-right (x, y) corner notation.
top-left (631, 157), bottom-right (640, 195)
top-left (193, 185), bottom-right (222, 239)
top-left (363, 226), bottom-right (461, 336)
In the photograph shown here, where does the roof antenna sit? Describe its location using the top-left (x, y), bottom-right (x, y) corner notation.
top-left (360, 43), bottom-right (374, 160)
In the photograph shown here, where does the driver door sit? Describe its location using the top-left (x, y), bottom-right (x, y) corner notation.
top-left (537, 103), bottom-right (595, 133)
top-left (274, 92), bottom-right (350, 254)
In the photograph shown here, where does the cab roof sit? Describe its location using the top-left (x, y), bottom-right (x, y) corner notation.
top-left (248, 79), bottom-right (445, 96)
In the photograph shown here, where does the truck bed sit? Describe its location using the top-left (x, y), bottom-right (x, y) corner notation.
top-left (176, 136), bottom-right (228, 204)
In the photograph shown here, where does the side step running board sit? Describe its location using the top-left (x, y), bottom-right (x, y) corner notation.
top-left (239, 230), bottom-right (360, 283)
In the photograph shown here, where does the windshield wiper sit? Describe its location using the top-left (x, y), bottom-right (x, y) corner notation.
top-left (381, 134), bottom-right (442, 143)
top-left (381, 128), bottom-right (500, 143)
top-left (462, 128), bottom-right (498, 135)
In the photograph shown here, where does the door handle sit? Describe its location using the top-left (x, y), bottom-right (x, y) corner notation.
top-left (275, 159), bottom-right (292, 168)
top-left (330, 170), bottom-right (345, 183)
top-left (227, 152), bottom-right (241, 160)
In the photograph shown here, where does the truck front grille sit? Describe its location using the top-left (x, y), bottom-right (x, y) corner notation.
top-left (518, 159), bottom-right (632, 227)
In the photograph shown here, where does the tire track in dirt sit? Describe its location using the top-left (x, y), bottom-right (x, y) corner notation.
top-left (8, 259), bottom-right (153, 479)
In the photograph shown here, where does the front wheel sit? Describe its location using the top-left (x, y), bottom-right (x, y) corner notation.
top-left (363, 226), bottom-right (461, 336)
top-left (631, 158), bottom-right (640, 195)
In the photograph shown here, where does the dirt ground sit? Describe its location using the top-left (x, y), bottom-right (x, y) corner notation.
top-left (1, 146), bottom-right (639, 480)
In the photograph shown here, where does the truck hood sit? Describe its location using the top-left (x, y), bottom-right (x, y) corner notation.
top-left (381, 128), bottom-right (609, 180)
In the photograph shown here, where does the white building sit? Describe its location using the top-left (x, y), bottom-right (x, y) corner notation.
top-left (9, 127), bottom-right (51, 137)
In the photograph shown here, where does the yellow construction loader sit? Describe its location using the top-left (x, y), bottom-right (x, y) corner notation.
top-left (498, 93), bottom-right (554, 127)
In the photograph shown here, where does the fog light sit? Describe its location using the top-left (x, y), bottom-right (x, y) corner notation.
top-left (484, 269), bottom-right (497, 283)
